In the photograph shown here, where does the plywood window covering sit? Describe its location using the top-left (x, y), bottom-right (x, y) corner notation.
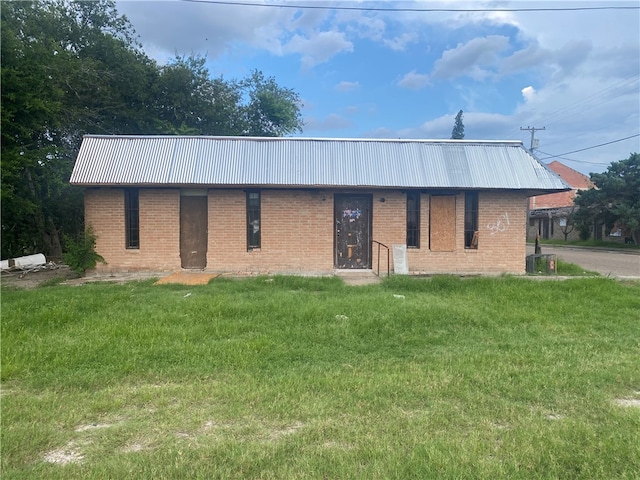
top-left (406, 192), bottom-right (420, 248)
top-left (246, 191), bottom-right (261, 250)
top-left (429, 195), bottom-right (456, 252)
top-left (464, 191), bottom-right (479, 249)
top-left (124, 188), bottom-right (139, 249)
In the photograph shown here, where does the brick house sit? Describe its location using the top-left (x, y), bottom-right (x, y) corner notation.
top-left (527, 161), bottom-right (594, 241)
top-left (70, 136), bottom-right (569, 275)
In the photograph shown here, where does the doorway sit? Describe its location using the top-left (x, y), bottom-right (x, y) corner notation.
top-left (334, 194), bottom-right (372, 269)
top-left (180, 192), bottom-right (208, 269)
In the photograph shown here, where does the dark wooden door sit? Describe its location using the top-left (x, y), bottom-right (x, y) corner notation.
top-left (180, 195), bottom-right (208, 269)
top-left (335, 195), bottom-right (372, 269)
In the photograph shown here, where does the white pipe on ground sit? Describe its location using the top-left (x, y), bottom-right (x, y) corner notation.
top-left (0, 253), bottom-right (47, 270)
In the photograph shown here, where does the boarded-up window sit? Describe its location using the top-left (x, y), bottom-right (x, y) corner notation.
top-left (430, 195), bottom-right (456, 252)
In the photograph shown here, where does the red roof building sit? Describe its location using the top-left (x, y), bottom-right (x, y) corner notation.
top-left (529, 161), bottom-right (594, 210)
top-left (528, 161), bottom-right (594, 240)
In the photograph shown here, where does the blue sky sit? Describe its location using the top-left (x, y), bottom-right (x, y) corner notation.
top-left (117, 0), bottom-right (639, 175)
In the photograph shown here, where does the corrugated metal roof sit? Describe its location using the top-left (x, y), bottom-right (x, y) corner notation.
top-left (70, 135), bottom-right (570, 192)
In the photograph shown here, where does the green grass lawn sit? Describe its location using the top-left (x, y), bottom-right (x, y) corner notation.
top-left (2, 276), bottom-right (640, 479)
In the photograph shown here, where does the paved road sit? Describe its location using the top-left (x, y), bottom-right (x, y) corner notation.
top-left (526, 245), bottom-right (640, 279)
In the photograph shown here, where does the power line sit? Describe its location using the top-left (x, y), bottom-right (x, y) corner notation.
top-left (536, 151), bottom-right (609, 166)
top-left (531, 76), bottom-right (639, 151)
top-left (539, 133), bottom-right (640, 158)
top-left (179, 0), bottom-right (640, 13)
top-left (529, 75), bottom-right (639, 130)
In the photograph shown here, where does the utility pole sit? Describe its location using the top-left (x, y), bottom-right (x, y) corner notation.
top-left (520, 126), bottom-right (545, 152)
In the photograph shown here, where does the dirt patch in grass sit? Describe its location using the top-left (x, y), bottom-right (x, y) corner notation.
top-left (1, 266), bottom-right (163, 289)
top-left (75, 422), bottom-right (117, 433)
top-left (43, 442), bottom-right (84, 465)
top-left (613, 398), bottom-right (640, 407)
top-left (612, 391), bottom-right (640, 407)
top-left (267, 421), bottom-right (304, 441)
top-left (1, 265), bottom-right (79, 289)
top-left (155, 271), bottom-right (220, 285)
top-left (122, 441), bottom-right (153, 453)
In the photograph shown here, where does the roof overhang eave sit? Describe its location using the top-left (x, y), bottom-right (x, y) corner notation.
top-left (71, 183), bottom-right (573, 193)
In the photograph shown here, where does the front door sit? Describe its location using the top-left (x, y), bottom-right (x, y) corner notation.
top-left (539, 218), bottom-right (550, 239)
top-left (180, 194), bottom-right (208, 269)
top-left (335, 194), bottom-right (372, 269)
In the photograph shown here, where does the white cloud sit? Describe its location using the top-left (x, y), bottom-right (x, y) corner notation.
top-left (284, 31), bottom-right (354, 68)
top-left (521, 86), bottom-right (536, 102)
top-left (553, 40), bottom-right (592, 76)
top-left (500, 44), bottom-right (547, 75)
top-left (383, 32), bottom-right (418, 51)
top-left (117, 0), bottom-right (294, 61)
top-left (342, 12), bottom-right (387, 43)
top-left (431, 35), bottom-right (510, 81)
top-left (397, 70), bottom-right (430, 90)
top-left (591, 44), bottom-right (640, 79)
top-left (289, 8), bottom-right (331, 33)
top-left (362, 127), bottom-right (398, 139)
top-left (365, 112), bottom-right (515, 140)
top-left (335, 81), bottom-right (360, 92)
top-left (304, 113), bottom-right (353, 132)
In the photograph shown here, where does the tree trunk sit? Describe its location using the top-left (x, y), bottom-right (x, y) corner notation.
top-left (24, 167), bottom-right (48, 255)
top-left (45, 216), bottom-right (63, 260)
top-left (24, 166), bottom-right (64, 258)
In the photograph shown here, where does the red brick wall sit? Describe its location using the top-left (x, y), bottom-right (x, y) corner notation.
top-left (85, 188), bottom-right (181, 272)
top-left (85, 188), bottom-right (528, 274)
top-left (370, 191), bottom-right (527, 274)
top-left (207, 189), bottom-right (334, 273)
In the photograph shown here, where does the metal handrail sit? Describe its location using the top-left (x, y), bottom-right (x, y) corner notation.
top-left (371, 240), bottom-right (390, 277)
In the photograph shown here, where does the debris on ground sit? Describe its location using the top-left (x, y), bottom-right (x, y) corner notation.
top-left (1, 261), bottom-right (64, 276)
top-left (1, 262), bottom-right (79, 289)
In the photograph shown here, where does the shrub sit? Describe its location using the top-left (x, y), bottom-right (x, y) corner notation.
top-left (63, 226), bottom-right (106, 274)
top-left (578, 224), bottom-right (591, 241)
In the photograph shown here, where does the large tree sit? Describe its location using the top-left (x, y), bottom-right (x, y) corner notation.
top-left (1, 0), bottom-right (303, 260)
top-left (154, 55), bottom-right (242, 135)
top-left (153, 57), bottom-right (303, 137)
top-left (1, 0), bottom-right (153, 259)
top-left (450, 110), bottom-right (465, 140)
top-left (241, 70), bottom-right (303, 137)
top-left (574, 153), bottom-right (640, 244)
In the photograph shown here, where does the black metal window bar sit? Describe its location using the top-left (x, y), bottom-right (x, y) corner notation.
top-left (464, 191), bottom-right (479, 249)
top-left (246, 191), bottom-right (261, 250)
top-left (406, 192), bottom-right (420, 248)
top-left (125, 188), bottom-right (139, 249)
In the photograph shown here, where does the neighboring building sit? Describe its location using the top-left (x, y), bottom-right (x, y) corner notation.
top-left (70, 136), bottom-right (569, 275)
top-left (528, 161), bottom-right (594, 241)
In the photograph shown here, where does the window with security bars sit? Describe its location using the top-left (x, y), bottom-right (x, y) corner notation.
top-left (125, 188), bottom-right (139, 249)
top-left (406, 192), bottom-right (420, 248)
top-left (464, 191), bottom-right (479, 249)
top-left (246, 191), bottom-right (261, 250)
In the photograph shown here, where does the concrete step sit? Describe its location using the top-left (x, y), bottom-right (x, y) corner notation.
top-left (334, 269), bottom-right (382, 285)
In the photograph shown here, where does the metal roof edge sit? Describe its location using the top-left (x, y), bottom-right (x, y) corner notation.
top-left (81, 134), bottom-right (523, 146)
top-left (531, 155), bottom-right (573, 190)
top-left (70, 183), bottom-right (569, 193)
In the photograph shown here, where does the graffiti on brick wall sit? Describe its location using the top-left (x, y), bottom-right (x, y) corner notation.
top-left (487, 212), bottom-right (510, 235)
